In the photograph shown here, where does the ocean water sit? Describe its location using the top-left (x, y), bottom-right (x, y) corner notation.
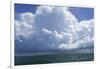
top-left (15, 53), bottom-right (94, 65)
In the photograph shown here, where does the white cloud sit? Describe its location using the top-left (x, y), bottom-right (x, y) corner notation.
top-left (15, 6), bottom-right (94, 50)
top-left (36, 6), bottom-right (53, 15)
top-left (58, 35), bottom-right (94, 50)
top-left (42, 28), bottom-right (63, 40)
top-left (58, 43), bottom-right (79, 50)
top-left (42, 28), bottom-right (52, 35)
top-left (52, 31), bottom-right (63, 40)
top-left (20, 12), bottom-right (35, 24)
top-left (15, 12), bottom-right (34, 39)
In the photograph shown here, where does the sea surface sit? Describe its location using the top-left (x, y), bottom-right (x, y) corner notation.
top-left (15, 53), bottom-right (94, 65)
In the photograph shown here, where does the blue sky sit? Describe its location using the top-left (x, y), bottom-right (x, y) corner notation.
top-left (15, 4), bottom-right (94, 54)
top-left (69, 7), bottom-right (94, 21)
top-left (15, 3), bottom-right (94, 21)
top-left (15, 4), bottom-right (38, 13)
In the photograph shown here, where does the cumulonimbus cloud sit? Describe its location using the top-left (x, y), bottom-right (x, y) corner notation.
top-left (15, 6), bottom-right (94, 51)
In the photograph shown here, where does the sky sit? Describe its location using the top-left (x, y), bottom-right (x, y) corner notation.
top-left (15, 4), bottom-right (94, 21)
top-left (14, 4), bottom-right (94, 54)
